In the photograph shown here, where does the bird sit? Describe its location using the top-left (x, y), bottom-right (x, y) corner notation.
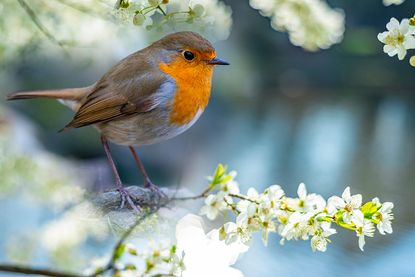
top-left (6, 31), bottom-right (229, 212)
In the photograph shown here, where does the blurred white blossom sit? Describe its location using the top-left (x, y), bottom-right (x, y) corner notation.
top-left (378, 17), bottom-right (415, 60)
top-left (176, 214), bottom-right (248, 277)
top-left (113, 0), bottom-right (233, 40)
top-left (40, 202), bottom-right (107, 252)
top-left (0, 0), bottom-right (136, 62)
top-left (249, 0), bottom-right (345, 51)
top-left (383, 0), bottom-right (405, 6)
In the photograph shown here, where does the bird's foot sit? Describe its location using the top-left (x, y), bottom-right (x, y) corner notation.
top-left (144, 179), bottom-right (168, 202)
top-left (117, 186), bottom-right (141, 214)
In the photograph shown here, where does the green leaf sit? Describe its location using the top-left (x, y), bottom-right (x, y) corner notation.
top-left (361, 202), bottom-right (378, 218)
top-left (113, 243), bottom-right (126, 262)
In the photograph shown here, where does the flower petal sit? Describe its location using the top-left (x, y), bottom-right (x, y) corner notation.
top-left (350, 194), bottom-right (362, 208)
top-left (404, 35), bottom-right (415, 49)
top-left (397, 45), bottom-right (407, 60)
top-left (297, 183), bottom-right (307, 199)
top-left (358, 235), bottom-right (365, 251)
top-left (342, 187), bottom-right (351, 201)
top-left (386, 18), bottom-right (400, 31)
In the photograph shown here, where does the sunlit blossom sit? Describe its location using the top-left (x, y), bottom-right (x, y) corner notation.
top-left (176, 214), bottom-right (248, 277)
top-left (327, 186), bottom-right (362, 224)
top-left (372, 198), bottom-right (394, 235)
top-left (200, 165), bottom-right (394, 252)
top-left (352, 210), bottom-right (375, 251)
top-left (378, 17), bottom-right (415, 60)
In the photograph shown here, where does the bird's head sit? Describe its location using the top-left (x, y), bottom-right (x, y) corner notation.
top-left (152, 31), bottom-right (229, 76)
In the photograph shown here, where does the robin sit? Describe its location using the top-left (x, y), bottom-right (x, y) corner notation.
top-left (6, 31), bottom-right (229, 212)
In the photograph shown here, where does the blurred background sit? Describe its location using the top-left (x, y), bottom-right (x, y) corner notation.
top-left (1, 0), bottom-right (415, 276)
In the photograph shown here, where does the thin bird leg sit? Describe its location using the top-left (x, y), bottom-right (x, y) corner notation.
top-left (128, 146), bottom-right (166, 198)
top-left (101, 136), bottom-right (140, 213)
top-left (128, 146), bottom-right (153, 187)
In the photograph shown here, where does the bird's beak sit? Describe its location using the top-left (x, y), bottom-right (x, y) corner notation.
top-left (207, 57), bottom-right (230, 65)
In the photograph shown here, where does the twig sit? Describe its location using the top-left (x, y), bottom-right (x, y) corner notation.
top-left (17, 0), bottom-right (65, 47)
top-left (0, 265), bottom-right (84, 277)
top-left (171, 187), bottom-right (211, 201)
top-left (229, 193), bottom-right (259, 204)
top-left (95, 211), bottom-right (154, 275)
top-left (53, 0), bottom-right (113, 21)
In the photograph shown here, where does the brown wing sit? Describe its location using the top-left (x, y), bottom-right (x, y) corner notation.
top-left (62, 51), bottom-right (166, 130)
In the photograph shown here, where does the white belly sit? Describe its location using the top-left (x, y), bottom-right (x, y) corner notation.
top-left (96, 108), bottom-right (204, 146)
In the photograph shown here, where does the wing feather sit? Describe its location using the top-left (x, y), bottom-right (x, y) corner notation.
top-left (62, 51), bottom-right (167, 130)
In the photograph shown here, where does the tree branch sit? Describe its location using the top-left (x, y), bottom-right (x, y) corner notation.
top-left (91, 186), bottom-right (171, 213)
top-left (0, 195), bottom-right (159, 277)
top-left (17, 0), bottom-right (65, 47)
top-left (0, 185), bottom-right (194, 277)
top-left (0, 265), bottom-right (84, 277)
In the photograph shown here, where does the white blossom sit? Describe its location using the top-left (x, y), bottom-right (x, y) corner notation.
top-left (176, 214), bottom-right (248, 277)
top-left (200, 165), bottom-right (394, 253)
top-left (310, 222), bottom-right (336, 252)
top-left (378, 17), bottom-right (415, 60)
top-left (352, 210), bottom-right (375, 251)
top-left (221, 175), bottom-right (240, 195)
top-left (280, 212), bottom-right (312, 241)
top-left (220, 217), bottom-right (252, 245)
top-left (250, 0), bottom-right (345, 51)
top-left (327, 186), bottom-right (362, 224)
top-left (200, 192), bottom-right (230, 220)
top-left (383, 0), bottom-right (405, 6)
top-left (293, 183), bottom-right (326, 212)
top-left (372, 198), bottom-right (394, 235)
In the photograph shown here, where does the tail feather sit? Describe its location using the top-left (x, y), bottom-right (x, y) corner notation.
top-left (6, 87), bottom-right (91, 101)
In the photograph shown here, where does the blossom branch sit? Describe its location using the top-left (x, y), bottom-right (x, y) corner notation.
top-left (199, 164), bottom-right (394, 252)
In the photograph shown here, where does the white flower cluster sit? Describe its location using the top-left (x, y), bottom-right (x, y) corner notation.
top-left (378, 17), bottom-right (415, 63)
top-left (87, 214), bottom-right (247, 277)
top-left (249, 0), bottom-right (345, 51)
top-left (113, 0), bottom-right (233, 40)
top-left (200, 165), bottom-right (394, 252)
top-left (86, 241), bottom-right (184, 277)
top-left (383, 0), bottom-right (405, 6)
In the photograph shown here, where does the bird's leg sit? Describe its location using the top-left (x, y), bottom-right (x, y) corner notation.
top-left (128, 146), bottom-right (166, 199)
top-left (101, 136), bottom-right (141, 213)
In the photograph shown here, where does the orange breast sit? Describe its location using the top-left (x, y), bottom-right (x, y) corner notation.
top-left (159, 58), bottom-right (213, 125)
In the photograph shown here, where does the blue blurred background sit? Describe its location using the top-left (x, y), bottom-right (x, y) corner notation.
top-left (1, 0), bottom-right (415, 276)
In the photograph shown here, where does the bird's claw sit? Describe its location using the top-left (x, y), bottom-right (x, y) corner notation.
top-left (144, 179), bottom-right (167, 202)
top-left (117, 186), bottom-right (141, 214)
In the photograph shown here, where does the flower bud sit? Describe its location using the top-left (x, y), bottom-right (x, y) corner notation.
top-left (115, 0), bottom-right (130, 9)
top-left (148, 0), bottom-right (160, 6)
top-left (192, 4), bottom-right (205, 17)
top-left (133, 13), bottom-right (146, 26)
top-left (410, 55), bottom-right (415, 67)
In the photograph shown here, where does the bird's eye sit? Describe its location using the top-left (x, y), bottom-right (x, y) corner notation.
top-left (182, 51), bottom-right (195, 61)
